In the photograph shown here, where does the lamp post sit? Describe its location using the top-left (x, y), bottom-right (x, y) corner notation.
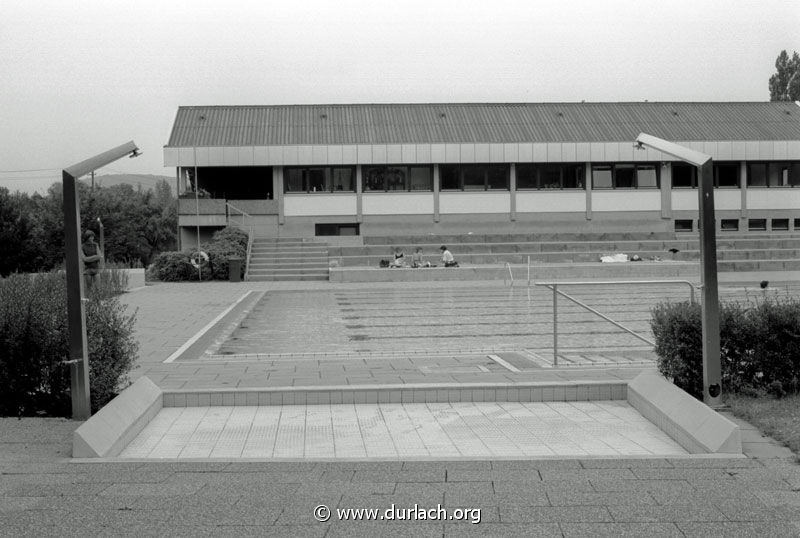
top-left (634, 133), bottom-right (721, 407)
top-left (63, 141), bottom-right (140, 420)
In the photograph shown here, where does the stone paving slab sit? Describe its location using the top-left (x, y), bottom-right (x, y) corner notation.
top-left (119, 401), bottom-right (686, 459)
top-left (1, 418), bottom-right (798, 537)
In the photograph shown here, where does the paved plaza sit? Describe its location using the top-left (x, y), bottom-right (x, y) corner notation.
top-left (1, 275), bottom-right (799, 535)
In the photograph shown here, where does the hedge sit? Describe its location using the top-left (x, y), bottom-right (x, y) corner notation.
top-left (0, 271), bottom-right (138, 416)
top-left (651, 298), bottom-right (800, 400)
top-left (151, 227), bottom-right (248, 281)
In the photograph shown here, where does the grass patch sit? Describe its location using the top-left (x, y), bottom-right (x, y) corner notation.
top-left (725, 392), bottom-right (800, 457)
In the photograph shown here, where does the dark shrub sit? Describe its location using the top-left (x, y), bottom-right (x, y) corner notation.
top-left (651, 298), bottom-right (800, 400)
top-left (152, 251), bottom-right (196, 281)
top-left (0, 272), bottom-right (138, 416)
top-left (212, 227), bottom-right (248, 251)
top-left (205, 239), bottom-right (246, 280)
top-left (149, 227), bottom-right (248, 281)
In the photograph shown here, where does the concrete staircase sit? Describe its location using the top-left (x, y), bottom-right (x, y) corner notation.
top-left (327, 232), bottom-right (800, 273)
top-left (246, 238), bottom-right (329, 281)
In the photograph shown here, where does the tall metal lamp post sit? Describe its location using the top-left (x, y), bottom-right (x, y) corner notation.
top-left (634, 133), bottom-right (721, 407)
top-left (63, 141), bottom-right (140, 420)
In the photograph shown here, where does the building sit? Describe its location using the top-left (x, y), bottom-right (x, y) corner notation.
top-left (164, 102), bottom-right (800, 247)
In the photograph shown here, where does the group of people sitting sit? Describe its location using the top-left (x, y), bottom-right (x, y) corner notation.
top-left (388, 245), bottom-right (459, 268)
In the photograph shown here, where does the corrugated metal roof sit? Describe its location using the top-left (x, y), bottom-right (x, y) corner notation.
top-left (166, 102), bottom-right (800, 147)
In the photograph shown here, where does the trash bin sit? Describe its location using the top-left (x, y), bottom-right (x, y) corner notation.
top-left (228, 257), bottom-right (243, 282)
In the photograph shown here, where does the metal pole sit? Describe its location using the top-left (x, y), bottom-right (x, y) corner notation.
top-left (635, 133), bottom-right (721, 406)
top-left (698, 160), bottom-right (721, 405)
top-left (552, 284), bottom-right (558, 366)
top-left (527, 255), bottom-right (531, 287)
top-left (96, 218), bottom-right (104, 264)
top-left (62, 141), bottom-right (140, 420)
top-left (194, 147), bottom-right (201, 280)
top-left (63, 171), bottom-right (91, 420)
top-left (176, 168), bottom-right (181, 251)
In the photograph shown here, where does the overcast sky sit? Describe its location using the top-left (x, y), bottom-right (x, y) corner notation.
top-left (1, 0), bottom-right (798, 194)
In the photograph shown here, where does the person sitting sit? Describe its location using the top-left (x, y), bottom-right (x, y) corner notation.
top-left (390, 247), bottom-right (407, 268)
top-left (440, 245), bottom-right (458, 267)
top-left (411, 247), bottom-right (430, 268)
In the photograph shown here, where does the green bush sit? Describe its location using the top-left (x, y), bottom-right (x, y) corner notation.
top-left (0, 272), bottom-right (138, 416)
top-left (151, 251), bottom-right (196, 281)
top-left (150, 227), bottom-right (248, 281)
top-left (651, 298), bottom-right (800, 400)
top-left (212, 227), bottom-right (248, 251)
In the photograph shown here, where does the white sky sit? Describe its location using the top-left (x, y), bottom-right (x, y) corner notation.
top-left (1, 0), bottom-right (798, 194)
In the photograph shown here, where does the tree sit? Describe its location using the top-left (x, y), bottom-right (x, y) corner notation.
top-left (3, 179), bottom-right (178, 272)
top-left (769, 50), bottom-right (800, 102)
top-left (0, 188), bottom-right (41, 275)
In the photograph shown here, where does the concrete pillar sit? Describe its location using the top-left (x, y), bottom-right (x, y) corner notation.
top-left (584, 163), bottom-right (592, 220)
top-left (661, 162), bottom-right (672, 219)
top-left (356, 165), bottom-right (363, 223)
top-left (509, 163), bottom-right (516, 222)
top-left (274, 167), bottom-right (284, 226)
top-left (739, 161), bottom-right (747, 220)
top-left (433, 164), bottom-right (440, 223)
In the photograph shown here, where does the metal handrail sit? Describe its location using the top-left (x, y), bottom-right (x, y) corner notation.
top-left (225, 202), bottom-right (254, 281)
top-left (533, 279), bottom-right (699, 366)
top-left (504, 262), bottom-right (514, 287)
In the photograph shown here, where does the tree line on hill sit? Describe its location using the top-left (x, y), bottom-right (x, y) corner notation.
top-left (0, 179), bottom-right (177, 276)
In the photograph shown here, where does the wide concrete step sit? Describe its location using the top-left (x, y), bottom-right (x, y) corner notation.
top-left (250, 245), bottom-right (328, 254)
top-left (330, 261), bottom-right (701, 282)
top-left (363, 231), bottom-right (679, 245)
top-left (250, 251), bottom-right (328, 260)
top-left (249, 262), bottom-right (330, 270)
top-left (718, 259), bottom-right (800, 272)
top-left (247, 274), bottom-right (329, 281)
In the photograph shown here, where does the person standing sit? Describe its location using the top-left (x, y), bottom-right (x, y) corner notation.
top-left (81, 230), bottom-right (103, 288)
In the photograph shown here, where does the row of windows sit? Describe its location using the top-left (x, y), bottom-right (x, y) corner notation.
top-left (282, 162), bottom-right (800, 193)
top-left (672, 162), bottom-right (800, 188)
top-left (675, 218), bottom-right (800, 232)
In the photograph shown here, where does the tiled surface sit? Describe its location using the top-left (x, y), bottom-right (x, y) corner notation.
top-left (120, 401), bottom-right (687, 459)
top-left (161, 383), bottom-right (628, 407)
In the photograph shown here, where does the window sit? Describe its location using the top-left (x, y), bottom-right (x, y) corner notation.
top-left (672, 162), bottom-right (740, 188)
top-left (747, 162), bottom-right (800, 187)
top-left (671, 163), bottom-right (696, 188)
top-left (748, 219), bottom-right (767, 231)
top-left (439, 164), bottom-right (509, 190)
top-left (674, 219), bottom-right (693, 232)
top-left (772, 219), bottom-right (789, 231)
top-left (795, 218), bottom-right (800, 230)
top-left (637, 165), bottom-right (658, 188)
top-left (721, 219), bottom-right (739, 231)
top-left (315, 223), bottom-right (360, 236)
top-left (591, 163), bottom-right (660, 189)
top-left (715, 163), bottom-right (739, 187)
top-left (363, 165), bottom-right (432, 191)
top-left (284, 166), bottom-right (356, 193)
top-left (747, 163), bottom-right (767, 187)
top-left (516, 164), bottom-right (585, 189)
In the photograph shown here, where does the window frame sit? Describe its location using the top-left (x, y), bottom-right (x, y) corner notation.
top-left (362, 165), bottom-right (433, 192)
top-left (284, 166), bottom-right (357, 193)
top-left (516, 163), bottom-right (586, 190)
top-left (590, 163), bottom-right (661, 189)
top-left (439, 163), bottom-right (510, 191)
top-left (747, 161), bottom-right (800, 188)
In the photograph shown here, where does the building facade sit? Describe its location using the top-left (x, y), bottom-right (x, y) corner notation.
top-left (164, 102), bottom-right (800, 246)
